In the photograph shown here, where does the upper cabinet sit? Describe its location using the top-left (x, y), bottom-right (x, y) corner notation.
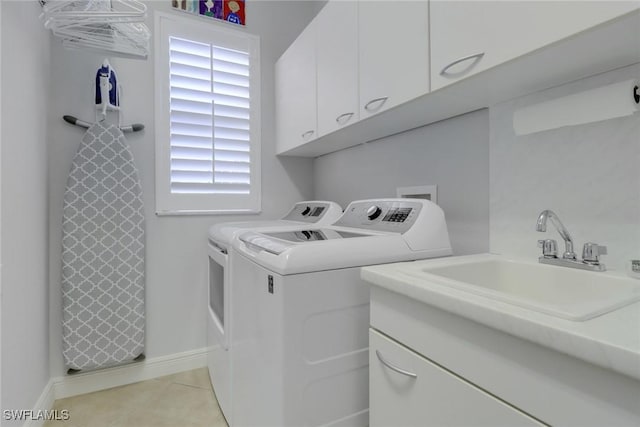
top-left (358, 0), bottom-right (430, 117)
top-left (275, 20), bottom-right (317, 154)
top-left (276, 1), bottom-right (640, 157)
top-left (431, 0), bottom-right (640, 90)
top-left (316, 1), bottom-right (359, 137)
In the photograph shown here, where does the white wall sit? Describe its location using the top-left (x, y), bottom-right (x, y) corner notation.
top-left (314, 110), bottom-right (490, 256)
top-left (0, 0), bottom-right (3, 415)
top-left (48, 1), bottom-right (321, 378)
top-left (490, 63), bottom-right (640, 273)
top-left (1, 1), bottom-right (51, 424)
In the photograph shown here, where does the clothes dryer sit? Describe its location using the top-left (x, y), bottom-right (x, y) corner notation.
top-left (207, 201), bottom-right (342, 422)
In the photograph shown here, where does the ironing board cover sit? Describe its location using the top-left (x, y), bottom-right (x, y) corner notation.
top-left (61, 122), bottom-right (145, 371)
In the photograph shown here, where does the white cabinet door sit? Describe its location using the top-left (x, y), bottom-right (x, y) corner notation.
top-left (370, 330), bottom-right (544, 427)
top-left (316, 0), bottom-right (359, 137)
top-left (430, 0), bottom-right (489, 91)
top-left (431, 0), bottom-right (640, 90)
top-left (358, 0), bottom-right (429, 118)
top-left (275, 20), bottom-right (317, 154)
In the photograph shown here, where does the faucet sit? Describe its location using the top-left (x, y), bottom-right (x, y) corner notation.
top-left (535, 209), bottom-right (607, 272)
top-left (535, 210), bottom-right (576, 260)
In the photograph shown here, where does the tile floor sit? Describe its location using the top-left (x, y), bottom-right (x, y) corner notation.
top-left (44, 368), bottom-right (228, 427)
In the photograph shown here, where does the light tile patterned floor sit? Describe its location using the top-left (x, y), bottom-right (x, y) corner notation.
top-left (44, 368), bottom-right (229, 427)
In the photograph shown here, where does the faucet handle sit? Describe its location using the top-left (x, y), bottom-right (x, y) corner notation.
top-left (538, 239), bottom-right (558, 258)
top-left (582, 242), bottom-right (607, 264)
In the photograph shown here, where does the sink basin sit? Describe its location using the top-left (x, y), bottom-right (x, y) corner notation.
top-left (404, 256), bottom-right (640, 321)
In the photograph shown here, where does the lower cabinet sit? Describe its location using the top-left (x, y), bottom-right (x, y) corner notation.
top-left (370, 330), bottom-right (544, 427)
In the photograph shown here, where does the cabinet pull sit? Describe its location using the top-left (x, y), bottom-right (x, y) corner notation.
top-left (301, 130), bottom-right (315, 140)
top-left (376, 350), bottom-right (417, 379)
top-left (439, 52), bottom-right (485, 76)
top-left (364, 97), bottom-right (388, 113)
top-left (335, 112), bottom-right (355, 125)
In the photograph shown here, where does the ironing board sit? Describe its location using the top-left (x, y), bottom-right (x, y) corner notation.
top-left (61, 121), bottom-right (145, 372)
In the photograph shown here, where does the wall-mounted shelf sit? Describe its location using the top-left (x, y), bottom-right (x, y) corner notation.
top-left (277, 10), bottom-right (640, 158)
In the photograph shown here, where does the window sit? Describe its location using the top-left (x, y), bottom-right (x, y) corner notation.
top-left (155, 12), bottom-right (261, 214)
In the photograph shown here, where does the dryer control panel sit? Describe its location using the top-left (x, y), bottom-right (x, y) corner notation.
top-left (334, 199), bottom-right (425, 233)
top-left (281, 201), bottom-right (342, 223)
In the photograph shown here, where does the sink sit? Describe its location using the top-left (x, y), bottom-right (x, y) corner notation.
top-left (403, 256), bottom-right (640, 321)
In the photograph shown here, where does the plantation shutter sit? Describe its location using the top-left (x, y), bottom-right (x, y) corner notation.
top-left (169, 36), bottom-right (251, 195)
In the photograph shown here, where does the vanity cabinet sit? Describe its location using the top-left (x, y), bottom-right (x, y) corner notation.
top-left (275, 20), bottom-right (317, 154)
top-left (316, 0), bottom-right (359, 136)
top-left (358, 0), bottom-right (429, 117)
top-left (430, 0), bottom-right (640, 90)
top-left (370, 330), bottom-right (542, 427)
top-left (369, 285), bottom-right (640, 426)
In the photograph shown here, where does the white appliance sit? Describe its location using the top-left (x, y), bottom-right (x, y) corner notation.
top-left (207, 201), bottom-right (342, 423)
top-left (230, 199), bottom-right (452, 427)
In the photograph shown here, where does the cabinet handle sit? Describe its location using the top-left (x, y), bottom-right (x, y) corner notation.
top-left (301, 130), bottom-right (315, 140)
top-left (439, 52), bottom-right (485, 77)
top-left (375, 350), bottom-right (417, 379)
top-left (335, 112), bottom-right (355, 125)
top-left (364, 97), bottom-right (388, 113)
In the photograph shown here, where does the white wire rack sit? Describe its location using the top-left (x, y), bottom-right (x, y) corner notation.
top-left (41, 0), bottom-right (151, 59)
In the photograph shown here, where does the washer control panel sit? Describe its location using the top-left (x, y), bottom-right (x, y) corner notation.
top-left (334, 199), bottom-right (424, 233)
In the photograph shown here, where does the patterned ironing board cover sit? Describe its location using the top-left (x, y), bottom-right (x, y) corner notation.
top-left (61, 122), bottom-right (145, 371)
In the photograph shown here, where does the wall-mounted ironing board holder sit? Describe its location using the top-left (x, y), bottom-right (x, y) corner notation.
top-left (64, 59), bottom-right (144, 133)
top-left (63, 115), bottom-right (144, 133)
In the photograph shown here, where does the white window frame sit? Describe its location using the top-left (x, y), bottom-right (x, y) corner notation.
top-left (155, 11), bottom-right (261, 215)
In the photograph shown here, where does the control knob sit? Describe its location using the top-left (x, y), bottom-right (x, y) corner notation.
top-left (366, 205), bottom-right (382, 220)
top-left (301, 206), bottom-right (311, 216)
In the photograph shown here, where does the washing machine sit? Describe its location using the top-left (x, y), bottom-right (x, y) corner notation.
top-left (207, 201), bottom-right (342, 423)
top-left (230, 199), bottom-right (452, 427)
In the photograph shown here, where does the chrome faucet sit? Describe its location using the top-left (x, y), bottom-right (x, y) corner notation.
top-left (536, 210), bottom-right (576, 260)
top-left (535, 209), bottom-right (606, 272)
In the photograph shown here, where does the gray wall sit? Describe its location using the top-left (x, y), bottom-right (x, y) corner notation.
top-left (314, 109), bottom-right (490, 256)
top-left (490, 63), bottom-right (640, 272)
top-left (48, 1), bottom-right (321, 377)
top-left (1, 1), bottom-right (51, 423)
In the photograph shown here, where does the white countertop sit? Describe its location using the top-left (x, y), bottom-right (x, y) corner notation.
top-left (361, 254), bottom-right (640, 381)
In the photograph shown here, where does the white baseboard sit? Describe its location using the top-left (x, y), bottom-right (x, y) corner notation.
top-left (52, 347), bottom-right (208, 400)
top-left (22, 379), bottom-right (55, 427)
